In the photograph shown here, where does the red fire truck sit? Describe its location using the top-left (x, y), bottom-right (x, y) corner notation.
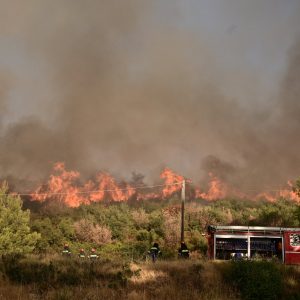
top-left (207, 226), bottom-right (300, 264)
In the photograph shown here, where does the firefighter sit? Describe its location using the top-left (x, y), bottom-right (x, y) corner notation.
top-left (178, 242), bottom-right (190, 259)
top-left (148, 243), bottom-right (160, 263)
top-left (78, 248), bottom-right (86, 259)
top-left (89, 248), bottom-right (99, 260)
top-left (62, 243), bottom-right (71, 256)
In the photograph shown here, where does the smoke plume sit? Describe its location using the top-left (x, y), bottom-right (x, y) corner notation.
top-left (0, 0), bottom-right (300, 192)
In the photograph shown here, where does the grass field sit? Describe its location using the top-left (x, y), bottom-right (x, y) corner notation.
top-left (0, 256), bottom-right (299, 300)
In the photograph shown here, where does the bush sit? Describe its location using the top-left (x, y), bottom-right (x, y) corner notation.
top-left (224, 261), bottom-right (283, 300)
top-left (136, 229), bottom-right (149, 241)
top-left (131, 209), bottom-right (149, 229)
top-left (188, 230), bottom-right (208, 255)
top-left (1, 255), bottom-right (54, 285)
top-left (131, 241), bottom-right (149, 259)
top-left (74, 219), bottom-right (112, 245)
top-left (31, 217), bottom-right (64, 253)
top-left (160, 247), bottom-right (177, 260)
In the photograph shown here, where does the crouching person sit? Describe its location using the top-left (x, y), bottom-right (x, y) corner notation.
top-left (78, 248), bottom-right (86, 259)
top-left (62, 243), bottom-right (71, 257)
top-left (88, 248), bottom-right (99, 260)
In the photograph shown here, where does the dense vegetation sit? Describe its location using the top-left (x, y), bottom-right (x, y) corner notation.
top-left (0, 182), bottom-right (300, 299)
top-left (25, 194), bottom-right (300, 259)
top-left (0, 184), bottom-right (40, 255)
top-left (0, 180), bottom-right (299, 259)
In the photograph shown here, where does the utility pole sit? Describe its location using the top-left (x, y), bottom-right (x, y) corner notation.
top-left (181, 179), bottom-right (186, 243)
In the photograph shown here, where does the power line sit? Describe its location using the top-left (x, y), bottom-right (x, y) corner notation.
top-left (187, 181), bottom-right (295, 192)
top-left (16, 182), bottom-right (183, 197)
top-left (12, 181), bottom-right (296, 197)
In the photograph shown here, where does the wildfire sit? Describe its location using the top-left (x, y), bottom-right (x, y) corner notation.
top-left (195, 173), bottom-right (300, 203)
top-left (31, 162), bottom-right (88, 207)
top-left (255, 181), bottom-right (299, 202)
top-left (28, 162), bottom-right (300, 207)
top-left (90, 173), bottom-right (135, 202)
top-left (31, 163), bottom-right (139, 207)
top-left (195, 172), bottom-right (228, 200)
top-left (280, 181), bottom-right (299, 201)
top-left (30, 165), bottom-right (185, 206)
top-left (160, 168), bottom-right (184, 198)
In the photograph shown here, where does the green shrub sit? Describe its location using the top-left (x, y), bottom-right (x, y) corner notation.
top-left (136, 229), bottom-right (149, 241)
top-left (160, 247), bottom-right (177, 260)
top-left (188, 230), bottom-right (208, 255)
top-left (281, 265), bottom-right (300, 300)
top-left (131, 241), bottom-right (149, 259)
top-left (1, 255), bottom-right (54, 285)
top-left (224, 261), bottom-right (283, 300)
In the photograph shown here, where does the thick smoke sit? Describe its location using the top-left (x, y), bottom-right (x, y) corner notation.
top-left (0, 0), bottom-right (300, 191)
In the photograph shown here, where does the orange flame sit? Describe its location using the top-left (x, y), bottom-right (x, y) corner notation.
top-left (31, 162), bottom-right (88, 207)
top-left (90, 173), bottom-right (135, 202)
top-left (255, 181), bottom-right (300, 203)
top-left (195, 172), bottom-right (228, 200)
top-left (160, 168), bottom-right (184, 198)
top-left (281, 181), bottom-right (300, 202)
top-left (254, 192), bottom-right (276, 202)
top-left (29, 162), bottom-right (300, 206)
top-left (31, 163), bottom-right (155, 206)
top-left (195, 174), bottom-right (300, 203)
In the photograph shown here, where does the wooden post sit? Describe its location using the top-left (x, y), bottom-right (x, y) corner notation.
top-left (181, 180), bottom-right (186, 243)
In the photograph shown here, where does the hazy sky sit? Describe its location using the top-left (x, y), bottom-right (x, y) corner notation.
top-left (0, 0), bottom-right (300, 189)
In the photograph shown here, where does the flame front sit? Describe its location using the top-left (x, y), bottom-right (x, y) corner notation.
top-left (31, 162), bottom-right (88, 207)
top-left (90, 173), bottom-right (135, 202)
top-left (30, 162), bottom-right (300, 207)
top-left (160, 168), bottom-right (184, 198)
top-left (195, 172), bottom-right (228, 200)
top-left (31, 163), bottom-right (163, 206)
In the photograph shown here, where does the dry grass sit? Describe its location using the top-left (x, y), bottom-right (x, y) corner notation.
top-left (0, 257), bottom-right (299, 300)
top-left (127, 260), bottom-right (238, 300)
top-left (0, 258), bottom-right (238, 300)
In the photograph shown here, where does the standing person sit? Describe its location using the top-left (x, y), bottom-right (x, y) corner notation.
top-left (89, 248), bottom-right (99, 260)
top-left (178, 242), bottom-right (190, 259)
top-left (62, 243), bottom-right (71, 257)
top-left (149, 243), bottom-right (160, 263)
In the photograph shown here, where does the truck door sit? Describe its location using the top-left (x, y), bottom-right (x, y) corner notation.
top-left (284, 231), bottom-right (300, 265)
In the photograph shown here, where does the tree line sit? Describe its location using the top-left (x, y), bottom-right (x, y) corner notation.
top-left (0, 182), bottom-right (299, 258)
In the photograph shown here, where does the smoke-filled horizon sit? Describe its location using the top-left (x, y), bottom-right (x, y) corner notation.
top-left (0, 0), bottom-right (300, 191)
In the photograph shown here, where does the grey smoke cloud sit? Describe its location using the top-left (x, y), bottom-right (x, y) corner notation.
top-left (0, 0), bottom-right (300, 190)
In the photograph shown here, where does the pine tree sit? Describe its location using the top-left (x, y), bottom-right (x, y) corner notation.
top-left (0, 182), bottom-right (40, 255)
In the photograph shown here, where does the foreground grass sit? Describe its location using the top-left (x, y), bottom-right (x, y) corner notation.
top-left (0, 256), bottom-right (299, 300)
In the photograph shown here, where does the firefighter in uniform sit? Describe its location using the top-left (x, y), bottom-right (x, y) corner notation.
top-left (62, 243), bottom-right (71, 256)
top-left (89, 248), bottom-right (99, 260)
top-left (78, 248), bottom-right (86, 259)
top-left (178, 242), bottom-right (190, 259)
top-left (149, 243), bottom-right (160, 263)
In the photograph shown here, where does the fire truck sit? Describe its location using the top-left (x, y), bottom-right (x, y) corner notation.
top-left (207, 226), bottom-right (300, 264)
